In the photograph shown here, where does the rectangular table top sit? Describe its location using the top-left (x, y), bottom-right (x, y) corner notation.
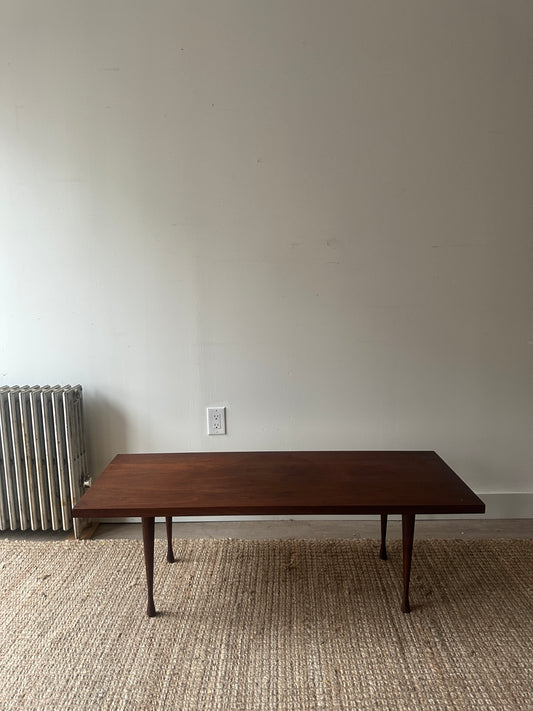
top-left (72, 451), bottom-right (485, 518)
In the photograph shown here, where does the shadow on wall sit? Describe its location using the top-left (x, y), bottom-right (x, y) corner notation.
top-left (83, 393), bottom-right (128, 480)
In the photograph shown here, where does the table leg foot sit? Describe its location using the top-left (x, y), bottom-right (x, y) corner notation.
top-left (401, 513), bottom-right (415, 614)
top-left (166, 516), bottom-right (175, 563)
top-left (142, 516), bottom-right (157, 617)
top-left (380, 514), bottom-right (388, 560)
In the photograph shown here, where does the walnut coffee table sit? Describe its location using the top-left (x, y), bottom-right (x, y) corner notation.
top-left (72, 451), bottom-right (485, 617)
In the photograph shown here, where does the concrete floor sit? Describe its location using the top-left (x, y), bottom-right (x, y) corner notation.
top-left (94, 518), bottom-right (533, 540)
top-left (3, 518), bottom-right (532, 541)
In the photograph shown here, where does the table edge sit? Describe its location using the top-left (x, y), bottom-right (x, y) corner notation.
top-left (73, 503), bottom-right (486, 518)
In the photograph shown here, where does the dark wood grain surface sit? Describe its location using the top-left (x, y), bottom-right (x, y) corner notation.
top-left (72, 451), bottom-right (485, 518)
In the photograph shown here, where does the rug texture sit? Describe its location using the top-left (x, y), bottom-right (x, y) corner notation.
top-left (0, 537), bottom-right (531, 711)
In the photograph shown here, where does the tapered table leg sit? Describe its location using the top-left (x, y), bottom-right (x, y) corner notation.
top-left (401, 513), bottom-right (416, 613)
top-left (142, 516), bottom-right (156, 617)
top-left (166, 516), bottom-right (175, 563)
top-left (380, 514), bottom-right (388, 560)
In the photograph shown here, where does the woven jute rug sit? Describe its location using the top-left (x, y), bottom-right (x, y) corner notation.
top-left (0, 538), bottom-right (531, 711)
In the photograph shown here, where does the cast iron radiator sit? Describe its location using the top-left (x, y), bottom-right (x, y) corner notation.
top-left (0, 385), bottom-right (89, 538)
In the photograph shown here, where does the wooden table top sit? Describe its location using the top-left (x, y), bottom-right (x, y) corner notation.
top-left (72, 451), bottom-right (485, 518)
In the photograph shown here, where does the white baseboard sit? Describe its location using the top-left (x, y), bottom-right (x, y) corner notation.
top-left (99, 493), bottom-right (533, 524)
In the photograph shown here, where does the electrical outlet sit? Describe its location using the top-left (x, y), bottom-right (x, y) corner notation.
top-left (207, 406), bottom-right (226, 435)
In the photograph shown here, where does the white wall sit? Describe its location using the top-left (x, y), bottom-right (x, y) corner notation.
top-left (1, 1), bottom-right (532, 510)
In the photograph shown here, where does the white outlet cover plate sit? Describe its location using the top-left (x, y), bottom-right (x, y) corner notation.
top-left (207, 406), bottom-right (226, 435)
